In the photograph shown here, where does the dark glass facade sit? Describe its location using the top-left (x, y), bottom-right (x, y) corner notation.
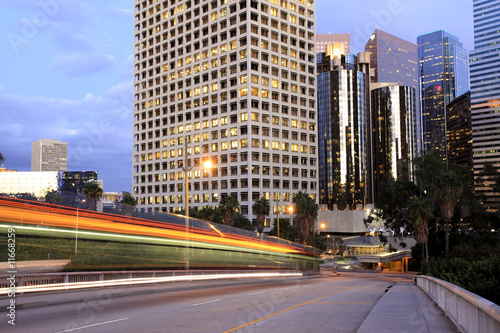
top-left (317, 53), bottom-right (370, 210)
top-left (59, 171), bottom-right (98, 203)
top-left (418, 30), bottom-right (469, 160)
top-left (371, 85), bottom-right (416, 198)
top-left (446, 91), bottom-right (472, 181)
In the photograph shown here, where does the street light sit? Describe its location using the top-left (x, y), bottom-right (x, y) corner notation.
top-left (183, 139), bottom-right (212, 270)
top-left (75, 199), bottom-right (86, 253)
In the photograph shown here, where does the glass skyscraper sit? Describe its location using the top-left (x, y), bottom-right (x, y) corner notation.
top-left (418, 30), bottom-right (469, 160)
top-left (317, 51), bottom-right (371, 210)
top-left (470, 0), bottom-right (500, 208)
top-left (371, 84), bottom-right (416, 198)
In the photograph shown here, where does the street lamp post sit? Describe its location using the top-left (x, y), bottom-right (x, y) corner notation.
top-left (75, 199), bottom-right (86, 254)
top-left (183, 139), bottom-right (212, 270)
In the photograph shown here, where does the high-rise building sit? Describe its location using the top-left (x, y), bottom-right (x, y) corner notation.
top-left (470, 0), bottom-right (500, 207)
top-left (365, 29), bottom-right (420, 156)
top-left (31, 139), bottom-right (68, 172)
top-left (316, 33), bottom-right (350, 54)
top-left (417, 30), bottom-right (469, 160)
top-left (446, 91), bottom-right (472, 181)
top-left (371, 83), bottom-right (416, 198)
top-left (133, 0), bottom-right (318, 225)
top-left (317, 51), bottom-right (371, 210)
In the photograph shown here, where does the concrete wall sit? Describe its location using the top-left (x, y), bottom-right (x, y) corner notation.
top-left (318, 209), bottom-right (372, 234)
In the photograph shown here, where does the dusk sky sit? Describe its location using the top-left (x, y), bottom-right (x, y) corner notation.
top-left (0, 0), bottom-right (474, 193)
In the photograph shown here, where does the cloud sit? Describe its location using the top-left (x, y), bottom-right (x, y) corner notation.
top-left (109, 7), bottom-right (134, 18)
top-left (53, 53), bottom-right (117, 77)
top-left (0, 81), bottom-right (133, 191)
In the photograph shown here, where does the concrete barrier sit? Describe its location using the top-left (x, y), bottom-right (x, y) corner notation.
top-left (416, 275), bottom-right (500, 333)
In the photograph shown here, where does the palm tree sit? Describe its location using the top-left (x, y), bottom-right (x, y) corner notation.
top-left (434, 170), bottom-right (463, 256)
top-left (292, 191), bottom-right (319, 244)
top-left (409, 196), bottom-right (433, 261)
top-left (252, 197), bottom-right (270, 234)
top-left (0, 152), bottom-right (4, 165)
top-left (120, 192), bottom-right (137, 216)
top-left (199, 206), bottom-right (216, 222)
top-left (219, 196), bottom-right (239, 227)
top-left (83, 181), bottom-right (103, 211)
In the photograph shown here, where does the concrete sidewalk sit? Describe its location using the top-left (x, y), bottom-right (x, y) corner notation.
top-left (357, 281), bottom-right (457, 333)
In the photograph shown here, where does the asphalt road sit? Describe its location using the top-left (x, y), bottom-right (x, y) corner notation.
top-left (1, 273), bottom-right (413, 333)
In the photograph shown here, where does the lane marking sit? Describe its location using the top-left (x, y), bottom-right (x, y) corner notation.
top-left (56, 318), bottom-right (129, 332)
top-left (309, 301), bottom-right (373, 304)
top-left (223, 283), bottom-right (378, 333)
top-left (248, 291), bottom-right (266, 296)
top-left (191, 299), bottom-right (221, 307)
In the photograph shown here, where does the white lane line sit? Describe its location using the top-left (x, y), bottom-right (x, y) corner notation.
top-left (191, 299), bottom-right (221, 307)
top-left (248, 291), bottom-right (266, 296)
top-left (56, 318), bottom-right (129, 332)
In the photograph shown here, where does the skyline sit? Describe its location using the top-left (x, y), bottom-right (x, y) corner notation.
top-left (0, 0), bottom-right (474, 193)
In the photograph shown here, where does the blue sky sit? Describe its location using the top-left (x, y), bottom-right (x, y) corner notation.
top-left (0, 0), bottom-right (473, 193)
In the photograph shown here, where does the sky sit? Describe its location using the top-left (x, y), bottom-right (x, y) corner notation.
top-left (0, 0), bottom-right (474, 193)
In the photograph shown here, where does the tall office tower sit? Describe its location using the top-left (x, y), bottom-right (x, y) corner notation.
top-left (365, 29), bottom-right (420, 157)
top-left (371, 84), bottom-right (416, 199)
top-left (446, 91), bottom-right (472, 182)
top-left (133, 0), bottom-right (318, 224)
top-left (470, 0), bottom-right (500, 208)
top-left (316, 33), bottom-right (350, 54)
top-left (31, 139), bottom-right (68, 172)
top-left (317, 50), bottom-right (371, 210)
top-left (418, 30), bottom-right (469, 160)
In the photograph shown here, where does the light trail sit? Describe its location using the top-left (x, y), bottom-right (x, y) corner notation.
top-left (0, 272), bottom-right (303, 295)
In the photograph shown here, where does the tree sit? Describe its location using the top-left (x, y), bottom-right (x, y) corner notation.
top-left (44, 190), bottom-right (61, 205)
top-left (219, 196), bottom-right (239, 227)
top-left (434, 170), bottom-right (463, 256)
top-left (252, 197), bottom-right (270, 233)
top-left (0, 152), bottom-right (4, 165)
top-left (198, 206), bottom-right (216, 222)
top-left (409, 196), bottom-right (433, 261)
top-left (119, 192), bottom-right (137, 216)
top-left (233, 214), bottom-right (254, 231)
top-left (83, 181), bottom-right (103, 211)
top-left (268, 218), bottom-right (298, 242)
top-left (292, 191), bottom-right (318, 244)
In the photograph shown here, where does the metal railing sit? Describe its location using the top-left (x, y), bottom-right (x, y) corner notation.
top-left (416, 275), bottom-right (500, 333)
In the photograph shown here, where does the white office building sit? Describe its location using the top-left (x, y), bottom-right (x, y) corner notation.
top-left (133, 0), bottom-right (318, 227)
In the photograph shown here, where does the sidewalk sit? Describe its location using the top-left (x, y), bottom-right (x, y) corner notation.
top-left (357, 281), bottom-right (457, 333)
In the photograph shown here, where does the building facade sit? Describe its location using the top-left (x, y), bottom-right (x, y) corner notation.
top-left (317, 51), bottom-right (371, 210)
top-left (365, 29), bottom-right (420, 156)
top-left (470, 0), bottom-right (500, 208)
top-left (446, 91), bottom-right (472, 181)
top-left (133, 0), bottom-right (318, 225)
top-left (0, 170), bottom-right (59, 199)
top-left (31, 139), bottom-right (68, 172)
top-left (417, 30), bottom-right (469, 160)
top-left (371, 84), bottom-right (416, 198)
top-left (59, 171), bottom-right (98, 204)
top-left (316, 33), bottom-right (350, 54)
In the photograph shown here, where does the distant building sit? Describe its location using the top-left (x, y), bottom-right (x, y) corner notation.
top-left (470, 0), bottom-right (500, 208)
top-left (59, 171), bottom-right (98, 204)
top-left (371, 84), bottom-right (416, 198)
top-left (316, 33), bottom-right (350, 54)
top-left (0, 170), bottom-right (59, 198)
top-left (31, 139), bottom-right (68, 172)
top-left (418, 30), bottom-right (469, 160)
top-left (447, 91), bottom-right (472, 180)
top-left (100, 192), bottom-right (123, 211)
top-left (365, 29), bottom-right (420, 156)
